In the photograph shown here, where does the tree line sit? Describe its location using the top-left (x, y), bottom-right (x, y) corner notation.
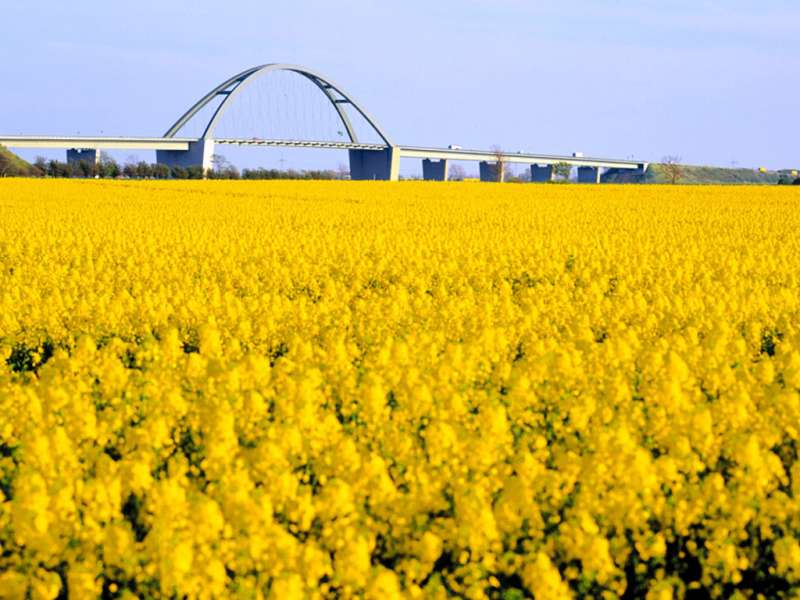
top-left (28, 154), bottom-right (342, 180)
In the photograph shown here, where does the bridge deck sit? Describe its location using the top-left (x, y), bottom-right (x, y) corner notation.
top-left (0, 136), bottom-right (193, 151)
top-left (398, 146), bottom-right (645, 170)
top-left (214, 138), bottom-right (386, 151)
top-left (0, 136), bottom-right (646, 171)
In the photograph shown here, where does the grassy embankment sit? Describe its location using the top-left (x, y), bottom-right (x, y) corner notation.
top-left (0, 145), bottom-right (36, 177)
top-left (603, 163), bottom-right (788, 184)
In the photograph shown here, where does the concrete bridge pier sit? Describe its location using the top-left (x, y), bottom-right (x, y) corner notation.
top-left (156, 139), bottom-right (215, 173)
top-left (531, 164), bottom-right (554, 182)
top-left (67, 149), bottom-right (99, 166)
top-left (577, 166), bottom-right (601, 183)
top-left (422, 158), bottom-right (449, 181)
top-left (479, 161), bottom-right (505, 182)
top-left (349, 147), bottom-right (399, 181)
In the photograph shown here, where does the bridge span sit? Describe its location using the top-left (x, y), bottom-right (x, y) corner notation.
top-left (0, 63), bottom-right (647, 182)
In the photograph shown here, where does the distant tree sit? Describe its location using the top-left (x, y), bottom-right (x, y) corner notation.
top-left (170, 166), bottom-right (188, 179)
top-left (243, 168), bottom-right (274, 180)
top-left (553, 162), bottom-right (572, 181)
top-left (122, 163), bottom-right (137, 178)
top-left (449, 164), bottom-right (466, 181)
top-left (239, 167), bottom-right (337, 180)
top-left (152, 163), bottom-right (171, 179)
top-left (211, 153), bottom-right (232, 173)
top-left (661, 155), bottom-right (684, 184)
top-left (99, 153), bottom-right (120, 178)
top-left (491, 145), bottom-right (506, 182)
top-left (75, 160), bottom-right (94, 178)
top-left (104, 160), bottom-right (121, 179)
top-left (135, 161), bottom-right (152, 179)
top-left (794, 178), bottom-right (800, 186)
top-left (186, 165), bottom-right (205, 179)
top-left (208, 164), bottom-right (240, 179)
top-left (33, 156), bottom-right (48, 176)
top-left (303, 169), bottom-right (335, 180)
top-left (336, 163), bottom-right (350, 180)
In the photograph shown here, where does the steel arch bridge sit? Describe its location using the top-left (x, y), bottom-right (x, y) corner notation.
top-left (0, 63), bottom-right (648, 181)
top-left (164, 63), bottom-right (394, 146)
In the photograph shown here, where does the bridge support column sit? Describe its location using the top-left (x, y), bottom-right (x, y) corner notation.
top-left (479, 161), bottom-right (505, 182)
top-left (422, 159), bottom-right (449, 181)
top-left (531, 164), bottom-right (554, 182)
top-left (67, 149), bottom-right (99, 166)
top-left (156, 139), bottom-right (214, 174)
top-left (348, 147), bottom-right (399, 181)
top-left (577, 166), bottom-right (601, 183)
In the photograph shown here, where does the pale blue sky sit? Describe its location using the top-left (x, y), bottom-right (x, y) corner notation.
top-left (2, 1), bottom-right (798, 172)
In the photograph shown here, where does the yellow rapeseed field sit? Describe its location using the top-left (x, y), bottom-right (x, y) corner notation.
top-left (1, 179), bottom-right (799, 599)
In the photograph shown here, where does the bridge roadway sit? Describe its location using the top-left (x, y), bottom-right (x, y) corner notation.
top-left (0, 135), bottom-right (647, 181)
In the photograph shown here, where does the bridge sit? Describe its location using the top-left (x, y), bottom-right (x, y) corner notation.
top-left (0, 63), bottom-right (648, 182)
